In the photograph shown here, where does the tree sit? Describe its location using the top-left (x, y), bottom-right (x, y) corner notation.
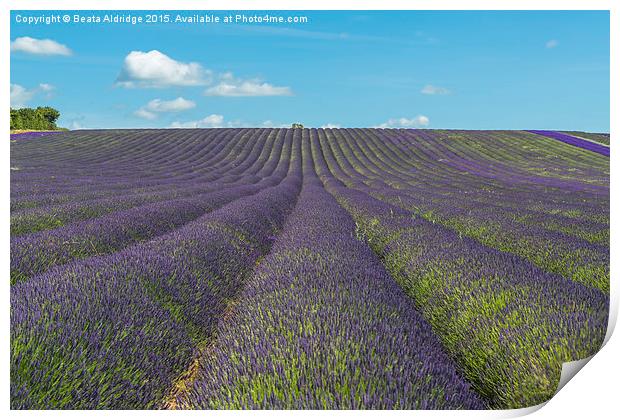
top-left (10, 109), bottom-right (22, 130)
top-left (37, 107), bottom-right (60, 125)
top-left (291, 123), bottom-right (304, 129)
top-left (10, 107), bottom-right (61, 130)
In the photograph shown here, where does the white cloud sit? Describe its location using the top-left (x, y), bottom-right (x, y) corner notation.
top-left (11, 37), bottom-right (72, 56)
top-left (376, 115), bottom-right (430, 128)
top-left (261, 120), bottom-right (291, 128)
top-left (117, 50), bottom-right (211, 88)
top-left (206, 80), bottom-right (292, 97)
top-left (421, 84), bottom-right (450, 95)
top-left (134, 108), bottom-right (157, 120)
top-left (135, 97), bottom-right (196, 119)
top-left (170, 114), bottom-right (225, 128)
top-left (38, 83), bottom-right (55, 92)
top-left (116, 51), bottom-right (291, 96)
top-left (38, 83), bottom-right (56, 99)
top-left (205, 73), bottom-right (292, 97)
top-left (321, 123), bottom-right (341, 129)
top-left (10, 84), bottom-right (35, 108)
top-left (145, 97), bottom-right (195, 112)
top-left (546, 39), bottom-right (559, 49)
top-left (10, 83), bottom-right (56, 108)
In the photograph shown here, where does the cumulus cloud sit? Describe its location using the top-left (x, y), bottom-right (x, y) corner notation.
top-left (134, 108), bottom-right (157, 120)
top-left (421, 84), bottom-right (450, 95)
top-left (134, 97), bottom-right (196, 119)
top-left (321, 123), bottom-right (341, 129)
top-left (10, 83), bottom-right (56, 108)
top-left (376, 115), bottom-right (430, 128)
top-left (546, 39), bottom-right (559, 49)
top-left (205, 71), bottom-right (292, 97)
top-left (170, 114), bottom-right (225, 128)
top-left (115, 51), bottom-right (291, 96)
top-left (260, 120), bottom-right (291, 128)
top-left (11, 37), bottom-right (72, 56)
top-left (171, 117), bottom-right (303, 129)
top-left (10, 84), bottom-right (35, 108)
top-left (117, 50), bottom-right (211, 88)
top-left (146, 97), bottom-right (195, 112)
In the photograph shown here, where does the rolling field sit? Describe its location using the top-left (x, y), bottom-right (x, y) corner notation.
top-left (560, 131), bottom-right (610, 146)
top-left (10, 128), bottom-right (609, 409)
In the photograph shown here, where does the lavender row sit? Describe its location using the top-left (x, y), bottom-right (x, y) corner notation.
top-left (11, 183), bottom-right (231, 236)
top-left (317, 129), bottom-right (609, 292)
top-left (366, 188), bottom-right (609, 292)
top-left (10, 169), bottom-right (284, 284)
top-left (344, 129), bottom-right (609, 245)
top-left (11, 129), bottom-right (297, 283)
top-left (363, 129), bottom-right (607, 209)
top-left (10, 128), bottom-right (245, 203)
top-left (528, 130), bottom-right (610, 157)
top-left (11, 128), bottom-right (286, 212)
top-left (177, 155), bottom-right (484, 409)
top-left (10, 129), bottom-right (268, 204)
top-left (561, 131), bottom-right (610, 146)
top-left (307, 131), bottom-right (609, 407)
top-left (339, 128), bottom-right (608, 224)
top-left (10, 128), bottom-right (609, 410)
top-left (354, 128), bottom-right (608, 216)
top-left (10, 131), bottom-right (63, 140)
top-left (11, 129), bottom-right (282, 236)
top-left (325, 182), bottom-right (608, 408)
top-left (11, 157), bottom-right (303, 408)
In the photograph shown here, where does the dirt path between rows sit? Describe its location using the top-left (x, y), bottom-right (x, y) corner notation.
top-left (161, 300), bottom-right (240, 409)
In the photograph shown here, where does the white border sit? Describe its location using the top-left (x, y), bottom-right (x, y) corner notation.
top-left (2, 1), bottom-right (617, 419)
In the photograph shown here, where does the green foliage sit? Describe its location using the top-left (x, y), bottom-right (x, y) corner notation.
top-left (291, 123), bottom-right (304, 129)
top-left (10, 107), bottom-right (61, 131)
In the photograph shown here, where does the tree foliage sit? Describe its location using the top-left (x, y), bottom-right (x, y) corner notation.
top-left (10, 107), bottom-right (61, 130)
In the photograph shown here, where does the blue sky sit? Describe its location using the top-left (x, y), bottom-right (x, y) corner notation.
top-left (10, 10), bottom-right (610, 131)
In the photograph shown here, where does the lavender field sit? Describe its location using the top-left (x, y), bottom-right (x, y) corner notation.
top-left (10, 128), bottom-right (609, 410)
